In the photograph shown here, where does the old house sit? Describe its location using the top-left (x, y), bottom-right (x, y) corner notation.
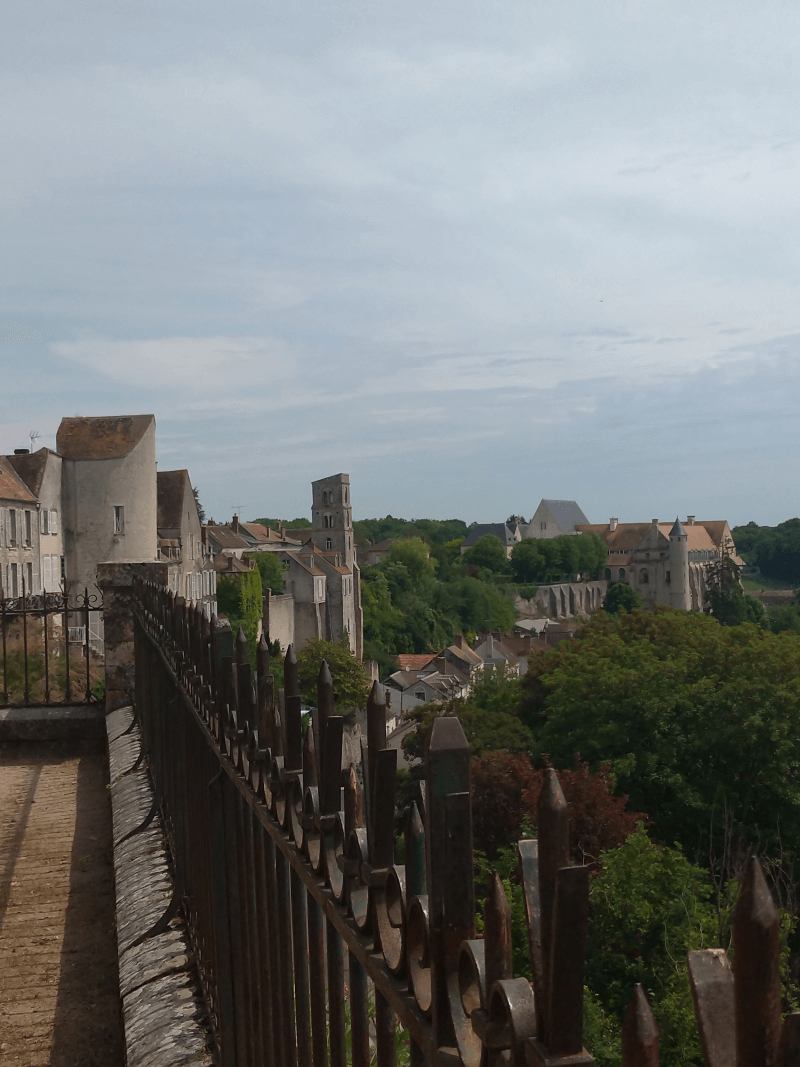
top-left (460, 522), bottom-right (521, 558)
top-left (7, 449), bottom-right (64, 594)
top-left (57, 415), bottom-right (158, 599)
top-left (0, 456), bottom-right (41, 597)
top-left (525, 499), bottom-right (589, 539)
top-left (157, 469), bottom-right (216, 616)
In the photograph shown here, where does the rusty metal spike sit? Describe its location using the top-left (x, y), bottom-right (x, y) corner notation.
top-left (485, 871), bottom-right (513, 994)
top-left (284, 644), bottom-right (299, 698)
top-left (316, 659), bottom-right (334, 783)
top-left (303, 715), bottom-right (318, 788)
top-left (257, 632), bottom-right (270, 677)
top-left (622, 984), bottom-right (659, 1067)
top-left (285, 694), bottom-right (303, 772)
top-left (235, 626), bottom-right (248, 665)
top-left (538, 766), bottom-right (569, 1047)
top-left (405, 801), bottom-right (426, 899)
top-left (371, 747), bottom-right (397, 870)
top-left (733, 855), bottom-right (781, 1067)
top-left (345, 764), bottom-right (363, 838)
top-left (687, 949), bottom-right (735, 1067)
top-left (548, 865), bottom-right (589, 1057)
top-left (780, 1013), bottom-right (800, 1067)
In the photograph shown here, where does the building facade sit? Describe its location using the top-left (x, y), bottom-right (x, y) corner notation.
top-left (0, 456), bottom-right (41, 598)
top-left (157, 469), bottom-right (216, 616)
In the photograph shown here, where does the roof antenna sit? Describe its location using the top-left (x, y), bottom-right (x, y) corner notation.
top-left (28, 430), bottom-right (41, 452)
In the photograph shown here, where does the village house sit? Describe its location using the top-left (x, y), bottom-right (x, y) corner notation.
top-left (156, 469), bottom-right (216, 616)
top-left (0, 456), bottom-right (41, 598)
top-left (6, 448), bottom-right (64, 594)
top-left (524, 499), bottom-right (589, 539)
top-left (460, 522), bottom-right (521, 558)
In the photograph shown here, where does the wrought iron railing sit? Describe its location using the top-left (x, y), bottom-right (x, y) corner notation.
top-left (131, 578), bottom-right (797, 1066)
top-left (0, 583), bottom-right (103, 707)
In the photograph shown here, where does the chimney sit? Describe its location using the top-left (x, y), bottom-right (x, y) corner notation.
top-left (14, 449), bottom-right (29, 455)
top-left (609, 517), bottom-right (618, 531)
top-left (232, 514), bottom-right (239, 534)
top-left (455, 633), bottom-right (465, 650)
top-left (686, 515), bottom-right (695, 525)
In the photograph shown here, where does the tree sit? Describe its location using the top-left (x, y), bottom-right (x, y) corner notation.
top-left (586, 827), bottom-right (719, 1066)
top-left (602, 583), bottom-right (642, 614)
top-left (433, 576), bottom-right (517, 634)
top-left (192, 485), bottom-right (206, 522)
top-left (216, 567), bottom-right (263, 659)
top-left (510, 539), bottom-right (544, 584)
top-left (705, 553), bottom-right (767, 627)
top-left (295, 637), bottom-right (370, 711)
top-left (470, 752), bottom-right (644, 863)
top-left (246, 552), bottom-right (287, 592)
top-left (462, 533), bottom-right (509, 574)
top-left (402, 699), bottom-right (534, 761)
top-left (387, 537), bottom-right (437, 583)
top-left (520, 607), bottom-right (800, 859)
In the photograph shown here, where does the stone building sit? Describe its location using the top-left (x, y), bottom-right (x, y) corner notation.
top-left (525, 499), bottom-right (589, 539)
top-left (0, 456), bottom-right (41, 598)
top-left (7, 448), bottom-right (64, 593)
top-left (57, 415), bottom-right (158, 600)
top-left (156, 469), bottom-right (216, 616)
top-left (575, 516), bottom-right (743, 612)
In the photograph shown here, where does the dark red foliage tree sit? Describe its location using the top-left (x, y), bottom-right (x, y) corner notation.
top-left (471, 751), bottom-right (645, 866)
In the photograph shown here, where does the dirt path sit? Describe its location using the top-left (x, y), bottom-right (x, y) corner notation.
top-left (0, 744), bottom-right (124, 1066)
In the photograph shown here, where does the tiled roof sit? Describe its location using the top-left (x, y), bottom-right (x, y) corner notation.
top-left (0, 456), bottom-right (37, 503)
top-left (396, 654), bottom-right (437, 671)
top-left (6, 448), bottom-right (54, 497)
top-left (57, 414), bottom-right (154, 460)
top-left (207, 526), bottom-right (250, 550)
top-left (462, 523), bottom-right (515, 548)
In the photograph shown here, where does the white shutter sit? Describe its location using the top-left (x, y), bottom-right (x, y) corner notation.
top-left (43, 555), bottom-right (52, 591)
top-left (40, 510), bottom-right (47, 534)
top-left (50, 509), bottom-right (58, 533)
top-left (0, 508), bottom-right (4, 548)
top-left (5, 510), bottom-right (11, 547)
top-left (32, 562), bottom-right (39, 594)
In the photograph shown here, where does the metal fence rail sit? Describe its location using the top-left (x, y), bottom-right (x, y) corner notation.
top-left (131, 579), bottom-right (797, 1067)
top-left (0, 584), bottom-right (103, 707)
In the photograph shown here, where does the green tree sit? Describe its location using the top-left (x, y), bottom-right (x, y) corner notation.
top-left (216, 567), bottom-right (263, 658)
top-left (587, 827), bottom-right (719, 1065)
top-left (246, 552), bottom-right (287, 592)
top-left (520, 608), bottom-right (800, 859)
top-left (463, 533), bottom-right (509, 574)
top-left (387, 537), bottom-right (438, 583)
top-left (433, 576), bottom-right (517, 634)
top-left (295, 637), bottom-right (371, 711)
top-left (403, 699), bottom-right (534, 760)
top-left (510, 539), bottom-right (544, 584)
top-left (602, 583), bottom-right (642, 614)
top-left (769, 604), bottom-right (800, 635)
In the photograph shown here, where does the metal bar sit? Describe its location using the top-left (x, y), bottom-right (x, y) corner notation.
top-left (22, 575), bottom-right (30, 704)
top-left (240, 798), bottom-right (264, 1060)
top-left (276, 848), bottom-right (298, 1067)
top-left (537, 768), bottom-right (569, 1049)
top-left (263, 830), bottom-right (287, 1067)
top-left (687, 949), bottom-right (734, 1067)
top-left (375, 990), bottom-right (397, 1067)
top-left (348, 951), bottom-right (371, 1067)
top-left (83, 587), bottom-right (91, 700)
top-left (307, 894), bottom-right (328, 1067)
top-left (327, 923), bottom-right (346, 1067)
top-left (208, 770), bottom-right (237, 1065)
top-left (547, 866), bottom-right (590, 1058)
top-left (222, 773), bottom-right (251, 1067)
top-left (253, 822), bottom-right (276, 1067)
top-left (291, 868), bottom-right (313, 1067)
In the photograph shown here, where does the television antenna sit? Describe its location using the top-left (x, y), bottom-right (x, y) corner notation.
top-left (29, 430), bottom-right (41, 452)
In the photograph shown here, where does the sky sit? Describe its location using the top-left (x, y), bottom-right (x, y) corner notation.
top-left (2, 0), bottom-right (800, 527)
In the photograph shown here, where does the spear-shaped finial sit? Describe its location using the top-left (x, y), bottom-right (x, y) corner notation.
top-left (485, 871), bottom-right (513, 994)
top-left (284, 643), bottom-right (299, 698)
top-left (733, 856), bottom-right (781, 1066)
top-left (622, 984), bottom-right (659, 1066)
top-left (235, 626), bottom-right (248, 666)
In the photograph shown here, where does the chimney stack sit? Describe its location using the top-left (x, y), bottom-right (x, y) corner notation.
top-left (232, 514), bottom-right (239, 534)
top-left (686, 515), bottom-right (695, 525)
top-left (609, 517), bottom-right (618, 531)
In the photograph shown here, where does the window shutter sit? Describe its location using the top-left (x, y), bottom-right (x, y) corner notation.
top-left (32, 562), bottom-right (39, 594)
top-left (43, 555), bottom-right (52, 591)
top-left (40, 510), bottom-right (47, 534)
top-left (51, 510), bottom-right (58, 533)
top-left (5, 510), bottom-right (11, 546)
top-left (0, 508), bottom-right (4, 548)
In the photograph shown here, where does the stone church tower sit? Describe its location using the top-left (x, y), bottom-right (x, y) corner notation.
top-left (669, 517), bottom-right (691, 610)
top-left (310, 473), bottom-right (355, 568)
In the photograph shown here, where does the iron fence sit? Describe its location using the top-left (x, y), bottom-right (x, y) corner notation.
top-left (0, 582), bottom-right (103, 707)
top-left (131, 578), bottom-right (798, 1066)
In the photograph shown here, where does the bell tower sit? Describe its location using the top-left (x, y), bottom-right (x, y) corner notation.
top-left (669, 517), bottom-right (691, 610)
top-left (311, 473), bottom-right (354, 567)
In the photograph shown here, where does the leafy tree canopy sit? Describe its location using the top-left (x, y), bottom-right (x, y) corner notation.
top-left (295, 636), bottom-right (370, 711)
top-left (462, 533), bottom-right (509, 573)
top-left (520, 608), bottom-right (800, 858)
top-left (732, 517), bottom-right (800, 584)
top-left (602, 583), bottom-right (643, 614)
top-left (246, 552), bottom-right (287, 592)
top-left (216, 567), bottom-right (263, 660)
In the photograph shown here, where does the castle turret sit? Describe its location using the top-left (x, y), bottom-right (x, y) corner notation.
top-left (669, 516), bottom-right (691, 610)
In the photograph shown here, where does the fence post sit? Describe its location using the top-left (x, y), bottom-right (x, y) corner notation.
top-left (96, 560), bottom-right (170, 711)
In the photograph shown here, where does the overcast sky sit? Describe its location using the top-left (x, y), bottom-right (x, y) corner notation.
top-left (2, 1), bottom-right (799, 526)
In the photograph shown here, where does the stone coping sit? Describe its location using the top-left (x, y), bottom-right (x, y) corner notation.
top-left (0, 703), bottom-right (105, 741)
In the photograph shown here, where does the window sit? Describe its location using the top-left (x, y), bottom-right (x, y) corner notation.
top-left (618, 568), bottom-right (626, 581)
top-left (24, 511), bottom-right (32, 547)
top-left (666, 570), bottom-right (671, 584)
top-left (114, 506), bottom-right (125, 534)
top-left (415, 690), bottom-right (426, 701)
top-left (640, 570), bottom-right (649, 584)
top-left (26, 562), bottom-right (33, 593)
top-left (326, 538), bottom-right (332, 550)
top-left (9, 563), bottom-right (18, 598)
top-left (604, 568), bottom-right (611, 581)
top-left (60, 556), bottom-right (65, 581)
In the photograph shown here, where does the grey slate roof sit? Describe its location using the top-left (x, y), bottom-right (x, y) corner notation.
top-left (462, 523), bottom-right (516, 548)
top-left (540, 499), bottom-right (589, 534)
